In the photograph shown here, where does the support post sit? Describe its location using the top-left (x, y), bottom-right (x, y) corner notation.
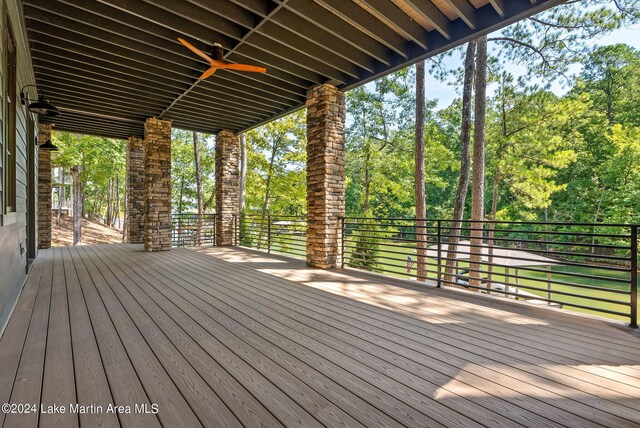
top-left (306, 84), bottom-right (346, 268)
top-left (143, 118), bottom-right (172, 252)
top-left (215, 130), bottom-right (240, 246)
top-left (630, 225), bottom-right (638, 328)
top-left (437, 220), bottom-right (442, 288)
top-left (125, 136), bottom-right (145, 243)
top-left (37, 123), bottom-right (52, 249)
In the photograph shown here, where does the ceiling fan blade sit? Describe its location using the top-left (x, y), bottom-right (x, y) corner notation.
top-left (219, 63), bottom-right (267, 73)
top-left (199, 67), bottom-right (218, 80)
top-left (178, 37), bottom-right (215, 64)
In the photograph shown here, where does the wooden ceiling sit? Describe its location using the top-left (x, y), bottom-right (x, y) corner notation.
top-left (24, 0), bottom-right (564, 139)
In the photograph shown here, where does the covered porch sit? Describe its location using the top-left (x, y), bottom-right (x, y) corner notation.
top-left (1, 244), bottom-right (639, 427)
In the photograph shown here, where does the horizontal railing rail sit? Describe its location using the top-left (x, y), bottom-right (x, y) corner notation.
top-left (171, 213), bottom-right (216, 248)
top-left (341, 217), bottom-right (638, 327)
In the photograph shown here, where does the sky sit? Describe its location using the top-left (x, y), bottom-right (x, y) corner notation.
top-left (426, 23), bottom-right (640, 110)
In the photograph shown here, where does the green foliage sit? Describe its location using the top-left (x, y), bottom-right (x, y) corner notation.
top-left (346, 215), bottom-right (382, 272)
top-left (51, 132), bottom-right (125, 221)
top-left (244, 110), bottom-right (306, 216)
top-left (345, 69), bottom-right (457, 219)
top-left (171, 129), bottom-right (215, 214)
top-left (492, 0), bottom-right (636, 81)
top-left (239, 213), bottom-right (254, 247)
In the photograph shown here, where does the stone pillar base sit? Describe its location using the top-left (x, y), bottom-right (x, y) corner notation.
top-left (126, 136), bottom-right (145, 244)
top-left (215, 130), bottom-right (239, 246)
top-left (143, 118), bottom-right (172, 252)
top-left (306, 84), bottom-right (346, 268)
top-left (37, 124), bottom-right (53, 249)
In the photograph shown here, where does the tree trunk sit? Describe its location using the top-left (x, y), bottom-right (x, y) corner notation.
top-left (178, 176), bottom-right (185, 246)
top-left (95, 190), bottom-right (104, 222)
top-left (81, 189), bottom-right (86, 219)
top-left (258, 137), bottom-right (281, 249)
top-left (70, 166), bottom-right (82, 246)
top-left (363, 150), bottom-right (372, 213)
top-left (105, 178), bottom-right (113, 226)
top-left (122, 174), bottom-right (127, 242)
top-left (57, 168), bottom-right (64, 226)
top-left (113, 175), bottom-right (120, 228)
top-left (262, 138), bottom-right (280, 216)
top-left (193, 131), bottom-right (204, 245)
top-left (239, 133), bottom-right (247, 213)
top-left (469, 36), bottom-right (488, 291)
top-left (486, 170), bottom-right (501, 288)
top-left (414, 60), bottom-right (427, 281)
top-left (591, 185), bottom-right (606, 252)
top-left (445, 40), bottom-right (476, 285)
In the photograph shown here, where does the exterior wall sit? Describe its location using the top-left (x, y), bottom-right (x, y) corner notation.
top-left (0, 0), bottom-right (37, 332)
top-left (37, 123), bottom-right (51, 249)
top-left (306, 84), bottom-right (346, 268)
top-left (126, 136), bottom-right (144, 243)
top-left (143, 118), bottom-right (172, 252)
top-left (215, 130), bottom-right (239, 246)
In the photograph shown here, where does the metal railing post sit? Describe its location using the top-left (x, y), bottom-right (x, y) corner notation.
top-left (630, 225), bottom-right (638, 328)
top-left (340, 216), bottom-right (345, 268)
top-left (267, 214), bottom-right (272, 254)
top-left (232, 214), bottom-right (237, 246)
top-left (437, 220), bottom-right (442, 288)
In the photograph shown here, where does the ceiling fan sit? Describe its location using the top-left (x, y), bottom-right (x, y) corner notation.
top-left (178, 38), bottom-right (267, 80)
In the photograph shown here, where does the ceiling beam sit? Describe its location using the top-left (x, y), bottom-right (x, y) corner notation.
top-left (314, 0), bottom-right (410, 58)
top-left (441, 0), bottom-right (477, 29)
top-left (401, 0), bottom-right (452, 39)
top-left (355, 0), bottom-right (428, 49)
top-left (487, 0), bottom-right (506, 17)
top-left (272, 0), bottom-right (393, 64)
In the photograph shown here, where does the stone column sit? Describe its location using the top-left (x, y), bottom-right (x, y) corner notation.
top-left (37, 123), bottom-right (52, 249)
top-left (143, 118), bottom-right (172, 252)
top-left (125, 136), bottom-right (145, 244)
top-left (215, 130), bottom-right (239, 246)
top-left (306, 84), bottom-right (345, 268)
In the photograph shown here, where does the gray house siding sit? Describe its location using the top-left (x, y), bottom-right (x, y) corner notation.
top-left (0, 0), bottom-right (37, 333)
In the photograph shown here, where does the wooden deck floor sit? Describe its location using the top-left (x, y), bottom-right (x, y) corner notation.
top-left (1, 244), bottom-right (640, 428)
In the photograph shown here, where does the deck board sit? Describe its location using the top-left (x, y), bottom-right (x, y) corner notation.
top-left (40, 249), bottom-right (78, 428)
top-left (2, 250), bottom-right (52, 428)
top-left (1, 244), bottom-right (639, 428)
top-left (62, 246), bottom-right (122, 428)
top-left (67, 244), bottom-right (161, 428)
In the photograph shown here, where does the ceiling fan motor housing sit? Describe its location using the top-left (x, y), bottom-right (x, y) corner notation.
top-left (212, 43), bottom-right (224, 61)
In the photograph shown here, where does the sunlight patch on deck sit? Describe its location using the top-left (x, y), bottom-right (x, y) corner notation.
top-left (434, 362), bottom-right (640, 400)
